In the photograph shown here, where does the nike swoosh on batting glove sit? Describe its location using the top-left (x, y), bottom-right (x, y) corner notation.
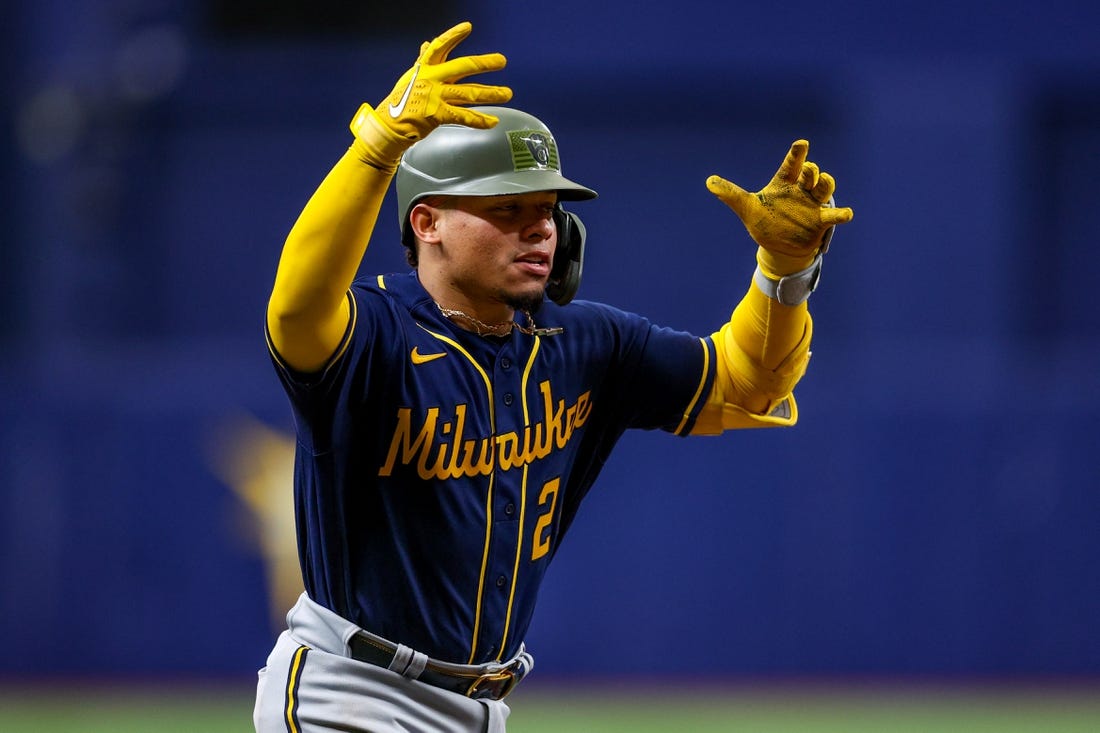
top-left (350, 21), bottom-right (513, 169)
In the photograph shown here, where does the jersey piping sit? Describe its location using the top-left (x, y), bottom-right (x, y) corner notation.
top-left (496, 336), bottom-right (543, 660)
top-left (418, 324), bottom-right (499, 664)
top-left (673, 337), bottom-right (712, 436)
top-left (265, 290), bottom-right (358, 380)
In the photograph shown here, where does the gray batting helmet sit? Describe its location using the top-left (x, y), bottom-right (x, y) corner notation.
top-left (396, 106), bottom-right (598, 244)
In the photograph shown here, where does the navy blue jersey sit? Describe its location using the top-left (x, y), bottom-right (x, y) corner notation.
top-left (269, 271), bottom-right (716, 665)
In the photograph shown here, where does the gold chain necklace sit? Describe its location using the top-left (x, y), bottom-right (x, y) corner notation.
top-left (435, 303), bottom-right (563, 337)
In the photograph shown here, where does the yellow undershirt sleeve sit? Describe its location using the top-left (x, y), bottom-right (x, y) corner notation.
top-left (266, 139), bottom-right (396, 373)
top-left (691, 277), bottom-right (813, 434)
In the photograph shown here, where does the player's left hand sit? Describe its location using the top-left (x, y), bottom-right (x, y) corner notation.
top-left (706, 140), bottom-right (853, 273)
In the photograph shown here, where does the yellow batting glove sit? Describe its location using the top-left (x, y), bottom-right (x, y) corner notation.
top-left (350, 21), bottom-right (513, 169)
top-left (707, 140), bottom-right (854, 275)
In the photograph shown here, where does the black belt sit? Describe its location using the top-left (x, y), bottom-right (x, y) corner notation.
top-left (348, 634), bottom-right (524, 701)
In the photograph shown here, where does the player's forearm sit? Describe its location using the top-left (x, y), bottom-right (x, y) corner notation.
top-left (712, 274), bottom-right (813, 414)
top-left (267, 140), bottom-right (394, 370)
top-left (729, 277), bottom-right (810, 370)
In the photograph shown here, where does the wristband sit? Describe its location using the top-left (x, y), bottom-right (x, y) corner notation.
top-left (753, 253), bottom-right (823, 306)
top-left (349, 103), bottom-right (412, 170)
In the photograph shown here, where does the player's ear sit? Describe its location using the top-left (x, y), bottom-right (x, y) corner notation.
top-left (409, 201), bottom-right (445, 245)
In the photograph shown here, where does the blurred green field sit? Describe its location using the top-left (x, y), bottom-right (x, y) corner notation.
top-left (2, 681), bottom-right (1097, 732)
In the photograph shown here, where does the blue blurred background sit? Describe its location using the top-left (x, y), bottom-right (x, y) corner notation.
top-left (2, 0), bottom-right (1098, 684)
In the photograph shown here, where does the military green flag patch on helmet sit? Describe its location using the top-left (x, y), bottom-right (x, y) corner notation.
top-left (508, 130), bottom-right (560, 172)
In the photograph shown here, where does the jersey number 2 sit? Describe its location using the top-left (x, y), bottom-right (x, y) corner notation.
top-left (530, 478), bottom-right (560, 561)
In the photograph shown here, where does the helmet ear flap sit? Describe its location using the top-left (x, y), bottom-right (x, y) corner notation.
top-left (547, 206), bottom-right (586, 305)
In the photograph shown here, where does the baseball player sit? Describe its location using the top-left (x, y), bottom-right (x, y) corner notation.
top-left (254, 21), bottom-right (853, 733)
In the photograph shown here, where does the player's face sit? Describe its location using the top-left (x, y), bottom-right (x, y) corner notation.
top-left (432, 192), bottom-right (559, 313)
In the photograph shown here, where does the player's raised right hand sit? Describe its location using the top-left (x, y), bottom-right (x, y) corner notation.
top-left (349, 21), bottom-right (513, 167)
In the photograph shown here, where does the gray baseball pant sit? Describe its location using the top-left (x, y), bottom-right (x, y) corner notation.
top-left (253, 593), bottom-right (511, 733)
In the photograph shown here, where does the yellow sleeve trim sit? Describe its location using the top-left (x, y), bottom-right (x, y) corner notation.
top-left (267, 291), bottom-right (357, 379)
top-left (673, 338), bottom-right (712, 436)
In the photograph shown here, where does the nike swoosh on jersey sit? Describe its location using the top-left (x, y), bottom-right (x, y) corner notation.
top-left (410, 346), bottom-right (446, 364)
top-left (389, 64), bottom-right (420, 118)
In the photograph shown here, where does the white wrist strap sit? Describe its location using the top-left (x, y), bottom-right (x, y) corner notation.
top-left (753, 253), bottom-right (823, 306)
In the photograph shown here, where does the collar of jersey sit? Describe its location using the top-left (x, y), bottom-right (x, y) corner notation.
top-left (374, 271), bottom-right (523, 333)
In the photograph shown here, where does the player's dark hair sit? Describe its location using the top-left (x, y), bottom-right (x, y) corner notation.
top-left (402, 234), bottom-right (418, 267)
